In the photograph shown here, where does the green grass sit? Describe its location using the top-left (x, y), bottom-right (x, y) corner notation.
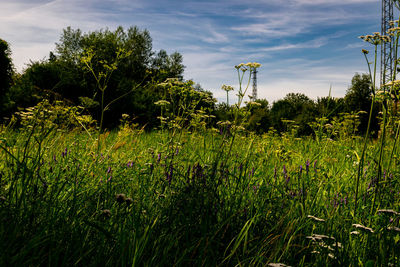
top-left (1, 125), bottom-right (400, 266)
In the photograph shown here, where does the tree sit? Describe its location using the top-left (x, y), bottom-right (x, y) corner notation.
top-left (0, 39), bottom-right (14, 119)
top-left (246, 99), bottom-right (271, 133)
top-left (10, 26), bottom-right (187, 129)
top-left (344, 73), bottom-right (378, 133)
top-left (270, 93), bottom-right (316, 135)
top-left (344, 73), bottom-right (372, 113)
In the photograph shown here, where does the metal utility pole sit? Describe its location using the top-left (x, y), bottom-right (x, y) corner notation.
top-left (252, 69), bottom-right (257, 100)
top-left (381, 0), bottom-right (394, 86)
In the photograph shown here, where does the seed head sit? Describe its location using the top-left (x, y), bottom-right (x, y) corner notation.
top-left (101, 209), bottom-right (111, 218)
top-left (362, 49), bottom-right (369, 54)
top-left (267, 264), bottom-right (291, 267)
top-left (387, 226), bottom-right (400, 232)
top-left (377, 209), bottom-right (399, 216)
top-left (307, 215), bottom-right (326, 222)
top-left (115, 193), bottom-right (127, 203)
top-left (125, 197), bottom-right (133, 205)
top-left (352, 223), bottom-right (374, 233)
top-left (221, 84), bottom-right (234, 92)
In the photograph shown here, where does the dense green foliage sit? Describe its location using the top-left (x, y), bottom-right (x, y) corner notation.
top-left (2, 27), bottom-right (189, 129)
top-left (0, 39), bottom-right (14, 119)
top-left (1, 25), bottom-right (379, 136)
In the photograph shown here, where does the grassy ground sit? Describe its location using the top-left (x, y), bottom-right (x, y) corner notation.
top-left (1, 125), bottom-right (400, 266)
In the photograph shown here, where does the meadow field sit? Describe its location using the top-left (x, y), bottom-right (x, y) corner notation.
top-left (1, 115), bottom-right (400, 266)
top-left (2, 7), bottom-right (400, 266)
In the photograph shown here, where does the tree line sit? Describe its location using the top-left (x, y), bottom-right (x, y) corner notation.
top-left (0, 26), bottom-right (378, 136)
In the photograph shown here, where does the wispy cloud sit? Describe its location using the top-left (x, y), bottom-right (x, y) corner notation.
top-left (0, 0), bottom-right (382, 101)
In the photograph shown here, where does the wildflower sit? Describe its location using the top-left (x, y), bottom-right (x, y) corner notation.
top-left (250, 167), bottom-right (255, 177)
top-left (157, 153), bottom-right (161, 163)
top-left (247, 101), bottom-right (262, 107)
top-left (235, 63), bottom-right (245, 69)
top-left (328, 253), bottom-right (336, 259)
top-left (352, 223), bottom-right (374, 233)
top-left (305, 160), bottom-right (310, 173)
top-left (245, 62), bottom-right (262, 68)
top-left (154, 100), bottom-right (170, 106)
top-left (383, 80), bottom-right (400, 87)
top-left (116, 193), bottom-right (127, 203)
top-left (307, 215), bottom-right (326, 222)
top-left (387, 226), bottom-right (400, 232)
top-left (107, 166), bottom-right (112, 174)
top-left (166, 165), bottom-right (173, 183)
top-left (306, 234), bottom-right (335, 242)
top-left (239, 163), bottom-right (243, 172)
top-left (362, 49), bottom-right (369, 54)
top-left (221, 84), bottom-right (234, 92)
top-left (377, 209), bottom-right (399, 216)
top-left (62, 148), bottom-right (68, 158)
top-left (267, 263), bottom-right (291, 267)
top-left (299, 165), bottom-right (303, 174)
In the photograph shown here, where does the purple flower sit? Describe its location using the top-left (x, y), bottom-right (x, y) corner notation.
top-left (166, 165), bottom-right (173, 184)
top-left (157, 153), bottom-right (161, 163)
top-left (249, 167), bottom-right (255, 177)
top-left (305, 160), bottom-right (310, 173)
top-left (62, 148), bottom-right (68, 158)
top-left (107, 167), bottom-right (112, 174)
top-left (252, 185), bottom-right (258, 193)
top-left (299, 165), bottom-right (303, 174)
top-left (283, 165), bottom-right (289, 183)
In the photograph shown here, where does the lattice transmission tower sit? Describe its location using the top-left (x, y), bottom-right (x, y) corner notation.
top-left (381, 0), bottom-right (394, 86)
top-left (252, 69), bottom-right (257, 100)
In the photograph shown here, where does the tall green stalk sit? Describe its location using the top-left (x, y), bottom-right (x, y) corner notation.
top-left (354, 44), bottom-right (377, 216)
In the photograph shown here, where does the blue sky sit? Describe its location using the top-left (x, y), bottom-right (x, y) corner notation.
top-left (0, 0), bottom-right (386, 102)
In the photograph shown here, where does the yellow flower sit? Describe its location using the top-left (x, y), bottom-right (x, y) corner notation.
top-left (221, 84), bottom-right (234, 92)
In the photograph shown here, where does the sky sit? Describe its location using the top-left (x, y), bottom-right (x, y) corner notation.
top-left (0, 0), bottom-right (386, 103)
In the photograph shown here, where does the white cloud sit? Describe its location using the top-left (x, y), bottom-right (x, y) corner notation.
top-left (0, 0), bottom-right (380, 102)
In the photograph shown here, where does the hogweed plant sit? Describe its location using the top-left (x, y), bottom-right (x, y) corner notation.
top-left (355, 31), bottom-right (391, 215)
top-left (81, 46), bottom-right (138, 152)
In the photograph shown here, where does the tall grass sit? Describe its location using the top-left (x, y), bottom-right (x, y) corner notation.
top-left (1, 116), bottom-right (400, 266)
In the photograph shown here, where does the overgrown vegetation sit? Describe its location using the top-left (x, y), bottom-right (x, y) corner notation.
top-left (1, 9), bottom-right (400, 266)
